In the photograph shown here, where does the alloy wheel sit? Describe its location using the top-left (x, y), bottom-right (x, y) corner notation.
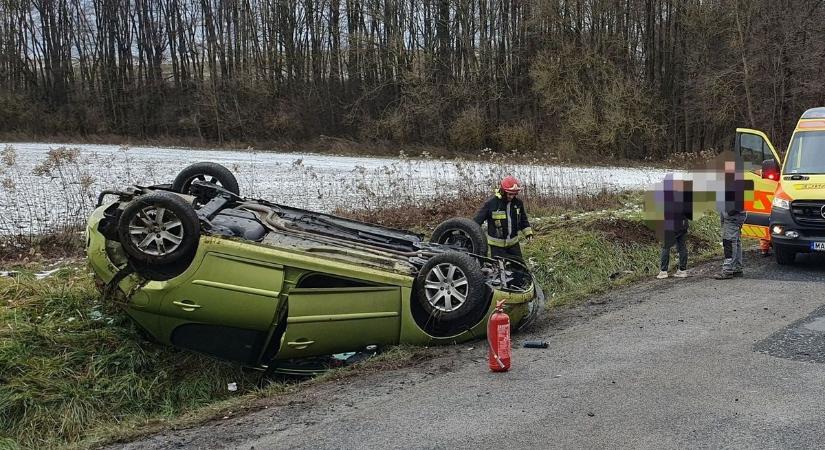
top-left (127, 206), bottom-right (185, 256)
top-left (424, 263), bottom-right (469, 312)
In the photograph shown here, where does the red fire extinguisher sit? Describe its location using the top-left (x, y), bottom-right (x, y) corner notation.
top-left (487, 299), bottom-right (511, 372)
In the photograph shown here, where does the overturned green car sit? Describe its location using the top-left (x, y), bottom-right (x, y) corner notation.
top-left (85, 162), bottom-right (541, 369)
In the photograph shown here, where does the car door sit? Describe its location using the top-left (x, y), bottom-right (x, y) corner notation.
top-left (736, 128), bottom-right (782, 240)
top-left (277, 278), bottom-right (402, 359)
top-left (158, 251), bottom-right (285, 365)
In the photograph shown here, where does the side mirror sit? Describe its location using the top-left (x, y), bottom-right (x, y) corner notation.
top-left (762, 159), bottom-right (780, 181)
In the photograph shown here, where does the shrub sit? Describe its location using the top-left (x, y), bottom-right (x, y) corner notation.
top-left (359, 109), bottom-right (410, 143)
top-left (0, 94), bottom-right (33, 132)
top-left (495, 122), bottom-right (538, 153)
top-left (266, 107), bottom-right (305, 139)
top-left (448, 107), bottom-right (487, 151)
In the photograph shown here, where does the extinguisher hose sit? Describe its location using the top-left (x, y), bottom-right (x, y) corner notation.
top-left (488, 331), bottom-right (506, 369)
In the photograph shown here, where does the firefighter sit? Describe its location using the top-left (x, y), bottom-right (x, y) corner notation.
top-left (474, 176), bottom-right (533, 262)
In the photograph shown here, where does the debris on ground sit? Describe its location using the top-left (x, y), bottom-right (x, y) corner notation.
top-left (331, 352), bottom-right (357, 361)
top-left (35, 269), bottom-right (61, 280)
top-left (608, 270), bottom-right (634, 281)
top-left (1, 267), bottom-right (66, 280)
top-left (523, 340), bottom-right (549, 349)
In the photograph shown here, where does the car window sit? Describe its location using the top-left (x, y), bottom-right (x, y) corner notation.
top-left (786, 130), bottom-right (825, 174)
top-left (739, 133), bottom-right (767, 166)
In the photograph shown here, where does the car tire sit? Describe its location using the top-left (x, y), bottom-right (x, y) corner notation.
top-left (172, 162), bottom-right (240, 196)
top-left (431, 217), bottom-right (488, 256)
top-left (413, 251), bottom-right (487, 327)
top-left (117, 192), bottom-right (200, 265)
top-left (774, 244), bottom-right (796, 265)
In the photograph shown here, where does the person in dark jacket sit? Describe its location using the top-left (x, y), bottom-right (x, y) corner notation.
top-left (657, 175), bottom-right (693, 279)
top-left (714, 152), bottom-right (750, 280)
top-left (474, 176), bottom-right (533, 262)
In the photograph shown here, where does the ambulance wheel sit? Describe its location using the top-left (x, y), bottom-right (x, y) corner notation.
top-left (431, 218), bottom-right (488, 256)
top-left (774, 245), bottom-right (796, 265)
top-left (413, 252), bottom-right (487, 327)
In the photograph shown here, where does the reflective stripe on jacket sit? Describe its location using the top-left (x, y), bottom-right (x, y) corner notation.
top-left (473, 189), bottom-right (533, 248)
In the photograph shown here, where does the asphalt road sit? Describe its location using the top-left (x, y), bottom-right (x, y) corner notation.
top-left (115, 253), bottom-right (825, 449)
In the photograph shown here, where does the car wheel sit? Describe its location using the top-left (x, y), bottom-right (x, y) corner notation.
top-left (172, 162), bottom-right (240, 196)
top-left (431, 217), bottom-right (488, 256)
top-left (117, 192), bottom-right (200, 265)
top-left (774, 244), bottom-right (796, 265)
top-left (413, 251), bottom-right (487, 327)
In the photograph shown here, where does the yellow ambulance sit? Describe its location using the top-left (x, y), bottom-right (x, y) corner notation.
top-left (737, 107), bottom-right (825, 264)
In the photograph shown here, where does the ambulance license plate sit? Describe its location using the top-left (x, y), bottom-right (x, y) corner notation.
top-left (811, 242), bottom-right (825, 251)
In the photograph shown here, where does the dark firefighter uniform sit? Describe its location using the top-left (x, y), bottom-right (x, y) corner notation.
top-left (473, 189), bottom-right (534, 261)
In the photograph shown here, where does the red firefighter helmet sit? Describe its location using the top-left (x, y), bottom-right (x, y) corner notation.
top-left (500, 176), bottom-right (522, 194)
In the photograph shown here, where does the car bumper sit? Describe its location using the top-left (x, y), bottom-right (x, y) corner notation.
top-left (770, 206), bottom-right (825, 253)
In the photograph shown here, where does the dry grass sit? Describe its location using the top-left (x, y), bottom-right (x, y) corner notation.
top-left (335, 190), bottom-right (623, 232)
top-left (0, 145), bottom-right (96, 249)
top-left (0, 229), bottom-right (85, 264)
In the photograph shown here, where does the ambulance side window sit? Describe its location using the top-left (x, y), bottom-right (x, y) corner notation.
top-left (739, 133), bottom-right (767, 166)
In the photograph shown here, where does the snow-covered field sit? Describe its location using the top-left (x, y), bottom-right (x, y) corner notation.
top-left (0, 142), bottom-right (668, 235)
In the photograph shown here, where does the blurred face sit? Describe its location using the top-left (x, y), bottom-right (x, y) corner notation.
top-left (673, 179), bottom-right (684, 191)
top-left (505, 191), bottom-right (518, 201)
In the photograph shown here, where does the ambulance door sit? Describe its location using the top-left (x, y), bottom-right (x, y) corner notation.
top-left (735, 128), bottom-right (782, 240)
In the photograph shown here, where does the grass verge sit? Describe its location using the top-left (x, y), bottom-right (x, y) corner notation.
top-left (523, 197), bottom-right (721, 307)
top-left (0, 191), bottom-right (722, 448)
top-left (0, 264), bottom-right (432, 449)
top-left (0, 266), bottom-right (264, 449)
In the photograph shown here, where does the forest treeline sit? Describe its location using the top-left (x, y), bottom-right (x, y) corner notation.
top-left (1, 0), bottom-right (824, 159)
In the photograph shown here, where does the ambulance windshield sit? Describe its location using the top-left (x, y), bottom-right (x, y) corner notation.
top-left (786, 131), bottom-right (825, 174)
